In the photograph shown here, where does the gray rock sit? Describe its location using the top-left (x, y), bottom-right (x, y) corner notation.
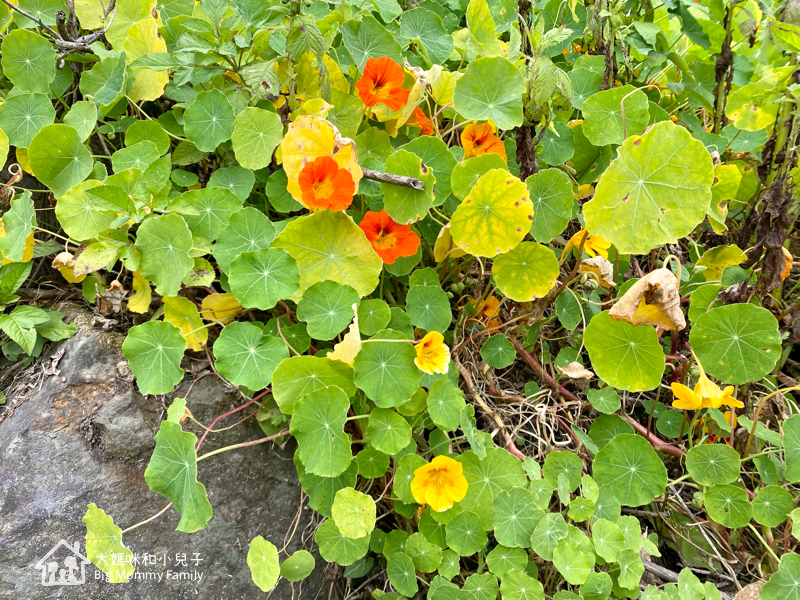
top-left (0, 315), bottom-right (327, 600)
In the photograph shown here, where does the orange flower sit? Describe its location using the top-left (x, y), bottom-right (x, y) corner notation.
top-left (408, 107), bottom-right (434, 136)
top-left (297, 156), bottom-right (355, 211)
top-left (359, 210), bottom-right (420, 264)
top-left (461, 122), bottom-right (507, 160)
top-left (355, 57), bottom-right (410, 111)
top-left (470, 295), bottom-right (502, 329)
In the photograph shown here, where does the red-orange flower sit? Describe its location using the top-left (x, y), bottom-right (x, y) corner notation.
top-left (359, 210), bottom-right (420, 264)
top-left (297, 156), bottom-right (355, 211)
top-left (408, 107), bottom-right (434, 136)
top-left (355, 57), bottom-right (410, 111)
top-left (461, 123), bottom-right (507, 160)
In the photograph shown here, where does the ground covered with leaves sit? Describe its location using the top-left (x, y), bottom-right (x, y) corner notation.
top-left (0, 0), bottom-right (799, 597)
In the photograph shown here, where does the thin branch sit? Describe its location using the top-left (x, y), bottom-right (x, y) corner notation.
top-left (361, 168), bottom-right (424, 190)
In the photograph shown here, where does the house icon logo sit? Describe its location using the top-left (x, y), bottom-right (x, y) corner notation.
top-left (34, 540), bottom-right (90, 586)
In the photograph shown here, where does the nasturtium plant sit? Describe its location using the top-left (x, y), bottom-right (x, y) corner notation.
top-left (0, 0), bottom-right (792, 594)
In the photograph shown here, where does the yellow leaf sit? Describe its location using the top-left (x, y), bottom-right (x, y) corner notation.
top-left (295, 52), bottom-right (320, 99)
top-left (200, 292), bottom-right (242, 324)
top-left (163, 296), bottom-right (207, 351)
top-left (280, 116), bottom-right (362, 206)
top-left (52, 251), bottom-right (87, 283)
top-left (106, 0), bottom-right (157, 50)
top-left (125, 18), bottom-right (169, 102)
top-left (575, 184), bottom-right (594, 200)
top-left (429, 65), bottom-right (462, 108)
top-left (128, 270), bottom-right (151, 313)
top-left (74, 0), bottom-right (106, 29)
top-left (328, 304), bottom-right (362, 366)
top-left (15, 147), bottom-right (32, 173)
top-left (696, 245), bottom-right (747, 281)
top-left (0, 221), bottom-right (33, 265)
top-left (433, 222), bottom-right (467, 262)
top-left (708, 164), bottom-right (742, 234)
top-left (290, 98), bottom-right (333, 121)
top-left (323, 55), bottom-right (349, 93)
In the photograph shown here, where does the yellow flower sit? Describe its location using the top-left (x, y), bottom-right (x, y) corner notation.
top-left (414, 331), bottom-right (451, 375)
top-left (561, 229), bottom-right (611, 260)
top-left (410, 455), bottom-right (468, 512)
top-left (671, 356), bottom-right (743, 410)
top-left (469, 295), bottom-right (502, 329)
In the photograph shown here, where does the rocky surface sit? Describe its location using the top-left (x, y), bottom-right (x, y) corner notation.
top-left (0, 309), bottom-right (326, 600)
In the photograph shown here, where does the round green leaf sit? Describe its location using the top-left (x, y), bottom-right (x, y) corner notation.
top-left (418, 509), bottom-right (447, 549)
top-left (178, 187), bottom-right (244, 242)
top-left (232, 107), bottom-right (283, 170)
top-left (332, 487), bottom-right (376, 539)
top-left (464, 573), bottom-right (499, 600)
top-left (704, 484), bottom-right (752, 528)
top-left (761, 553), bottom-right (800, 600)
top-left (492, 487), bottom-right (543, 548)
top-left (437, 549), bottom-right (461, 581)
top-left (272, 355), bottom-right (356, 415)
top-left (366, 407), bottom-right (412, 455)
top-left (357, 298), bottom-right (391, 336)
top-left (581, 571), bottom-right (613, 600)
top-left (453, 57), bottom-right (526, 130)
top-left (208, 166), bottom-right (256, 201)
top-left (290, 385), bottom-right (352, 477)
top-left (405, 532), bottom-right (442, 572)
top-left (273, 211), bottom-right (383, 301)
top-left (112, 141), bottom-right (161, 172)
top-left (450, 169), bottom-right (534, 258)
top-left (297, 281), bottom-right (361, 340)
top-left (492, 242), bottom-right (559, 301)
top-left (689, 303), bottom-right (782, 385)
top-left (585, 311), bottom-right (665, 392)
top-left (184, 89), bottom-right (234, 152)
top-left (354, 329), bottom-right (420, 408)
top-left (543, 450), bottom-right (583, 493)
top-left (405, 285), bottom-right (451, 332)
top-left (399, 135), bottom-right (457, 200)
top-left (527, 169), bottom-right (574, 243)
top-left (280, 550), bottom-right (315, 582)
top-left (500, 569), bottom-right (544, 600)
top-left (387, 552), bottom-right (418, 597)
top-left (586, 388), bottom-right (621, 414)
top-left (539, 121), bottom-right (575, 165)
top-left (553, 544), bottom-right (592, 585)
top-left (583, 121), bottom-right (714, 255)
top-left (531, 512), bottom-right (568, 560)
top-left (295, 453), bottom-right (358, 518)
top-left (460, 448), bottom-right (527, 529)
top-left (752, 485), bottom-right (793, 527)
top-left (213, 322), bottom-right (288, 390)
top-left (685, 444), bottom-right (741, 486)
top-left (400, 8), bottom-right (454, 64)
top-left (0, 92), bottom-right (55, 148)
top-left (122, 321), bottom-right (186, 395)
top-left (569, 68), bottom-right (603, 110)
top-left (486, 545), bottom-right (528, 577)
top-left (135, 214), bottom-right (195, 297)
top-left (451, 154), bottom-right (508, 201)
top-left (588, 415), bottom-right (634, 450)
top-left (616, 548), bottom-right (644, 590)
top-left (213, 207), bottom-right (277, 274)
top-left (247, 536), bottom-right (280, 592)
top-left (1, 29), bottom-right (55, 93)
top-left (315, 520), bottom-right (369, 566)
top-left (591, 518), bottom-right (625, 562)
top-left (126, 119), bottom-right (170, 154)
top-left (229, 248), bottom-right (300, 310)
top-left (427, 378), bottom-right (466, 431)
top-left (480, 334), bottom-right (516, 368)
top-left (593, 434), bottom-right (667, 507)
top-left (394, 453), bottom-right (427, 505)
top-left (29, 124), bottom-right (93, 197)
top-left (55, 180), bottom-right (110, 241)
top-left (356, 445), bottom-right (390, 478)
top-left (381, 149), bottom-right (436, 224)
top-left (63, 101), bottom-right (97, 142)
top-left (446, 510), bottom-right (488, 556)
top-left (582, 86), bottom-right (650, 146)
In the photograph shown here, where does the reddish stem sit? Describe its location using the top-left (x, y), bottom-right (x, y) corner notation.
top-left (621, 415), bottom-right (686, 458)
top-left (195, 388), bottom-right (271, 451)
top-left (511, 339), bottom-right (581, 403)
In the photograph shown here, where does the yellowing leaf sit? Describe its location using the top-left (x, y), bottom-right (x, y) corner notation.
top-left (384, 64), bottom-right (427, 137)
top-left (291, 98), bottom-right (333, 121)
top-left (295, 52), bottom-right (321, 99)
top-left (163, 296), bottom-right (207, 351)
top-left (328, 304), bottom-right (362, 366)
top-left (280, 116), bottom-right (362, 206)
top-left (200, 292), bottom-right (242, 324)
top-left (708, 164), bottom-right (742, 234)
top-left (126, 18), bottom-right (169, 102)
top-left (128, 270), bottom-right (151, 313)
top-left (106, 0), bottom-right (157, 50)
top-left (608, 268), bottom-right (685, 331)
top-left (323, 55), bottom-right (349, 93)
top-left (74, 0), bottom-right (106, 29)
top-left (52, 251), bottom-right (87, 283)
top-left (428, 65), bottom-right (462, 107)
top-left (434, 222), bottom-right (467, 262)
top-left (16, 147), bottom-right (32, 174)
top-left (0, 224), bottom-right (33, 265)
top-left (697, 245), bottom-right (747, 281)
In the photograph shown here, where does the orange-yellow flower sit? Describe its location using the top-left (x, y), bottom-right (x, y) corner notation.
top-left (297, 156), bottom-right (355, 211)
top-left (414, 331), bottom-right (451, 375)
top-left (781, 247), bottom-right (793, 281)
top-left (461, 122), bottom-right (506, 160)
top-left (471, 295), bottom-right (502, 329)
top-left (359, 210), bottom-right (420, 264)
top-left (355, 57), bottom-right (410, 111)
top-left (410, 455), bottom-right (468, 512)
top-left (408, 107), bottom-right (434, 136)
top-left (671, 356), bottom-right (743, 410)
top-left (561, 228), bottom-right (611, 260)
